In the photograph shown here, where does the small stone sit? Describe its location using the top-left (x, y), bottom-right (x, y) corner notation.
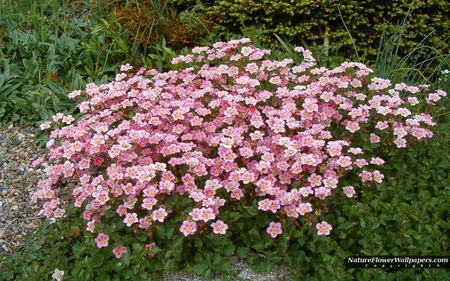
top-left (26, 222), bottom-right (36, 229)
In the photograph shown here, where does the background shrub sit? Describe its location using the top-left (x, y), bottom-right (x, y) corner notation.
top-left (177, 0), bottom-right (450, 64)
top-left (110, 0), bottom-right (213, 49)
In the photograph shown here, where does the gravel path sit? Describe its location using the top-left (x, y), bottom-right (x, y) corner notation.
top-left (0, 124), bottom-right (296, 280)
top-left (0, 124), bottom-right (47, 254)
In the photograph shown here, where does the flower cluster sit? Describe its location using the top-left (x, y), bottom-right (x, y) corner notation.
top-left (33, 38), bottom-right (444, 254)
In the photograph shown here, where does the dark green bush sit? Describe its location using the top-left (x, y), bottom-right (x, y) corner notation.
top-left (177, 0), bottom-right (450, 64)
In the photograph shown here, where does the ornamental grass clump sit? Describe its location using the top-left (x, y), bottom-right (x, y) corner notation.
top-left (33, 38), bottom-right (445, 261)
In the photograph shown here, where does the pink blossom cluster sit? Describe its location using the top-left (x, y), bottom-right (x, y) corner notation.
top-left (33, 38), bottom-right (444, 248)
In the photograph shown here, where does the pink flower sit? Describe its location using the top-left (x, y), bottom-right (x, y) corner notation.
top-left (180, 220), bottom-right (197, 236)
top-left (267, 222), bottom-right (282, 238)
top-left (146, 243), bottom-right (156, 258)
top-left (86, 221), bottom-right (96, 233)
top-left (95, 233), bottom-right (109, 248)
top-left (394, 137), bottom-right (407, 148)
top-left (230, 188), bottom-right (244, 200)
top-left (315, 186), bottom-right (331, 200)
top-left (199, 207), bottom-right (216, 222)
top-left (32, 157), bottom-right (43, 167)
top-left (373, 170), bottom-right (384, 183)
top-left (359, 170), bottom-right (373, 182)
top-left (327, 142), bottom-right (342, 157)
top-left (123, 212), bottom-right (138, 226)
top-left (316, 221), bottom-right (333, 236)
top-left (113, 245), bottom-right (127, 259)
top-left (343, 186), bottom-right (356, 198)
top-left (152, 208), bottom-right (168, 222)
top-left (308, 173), bottom-right (322, 187)
top-left (375, 121), bottom-right (389, 130)
top-left (345, 121), bottom-right (360, 133)
top-left (296, 202), bottom-right (313, 216)
top-left (369, 133), bottom-right (380, 143)
top-left (46, 139), bottom-right (56, 149)
top-left (211, 220), bottom-right (228, 235)
top-left (355, 159), bottom-right (368, 168)
top-left (370, 157), bottom-right (385, 165)
top-left (284, 204), bottom-right (299, 218)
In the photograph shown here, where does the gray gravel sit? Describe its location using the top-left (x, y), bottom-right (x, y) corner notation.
top-left (0, 124), bottom-right (47, 253)
top-left (160, 255), bottom-right (295, 281)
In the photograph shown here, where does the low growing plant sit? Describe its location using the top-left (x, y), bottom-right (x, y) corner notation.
top-left (31, 38), bottom-right (446, 279)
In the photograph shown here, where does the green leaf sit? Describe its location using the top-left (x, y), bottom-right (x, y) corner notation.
top-left (212, 256), bottom-right (231, 272)
top-left (193, 262), bottom-right (208, 275)
top-left (132, 243), bottom-right (143, 252)
top-left (11, 113), bottom-right (20, 121)
top-left (248, 227), bottom-right (260, 238)
top-left (1, 82), bottom-right (22, 96)
top-left (164, 259), bottom-right (175, 271)
top-left (223, 242), bottom-right (235, 256)
top-left (173, 235), bottom-right (183, 250)
top-left (38, 108), bottom-right (49, 120)
top-left (73, 242), bottom-right (85, 258)
top-left (237, 246), bottom-right (250, 259)
top-left (121, 269), bottom-right (133, 279)
top-left (371, 222), bottom-right (380, 230)
top-left (91, 253), bottom-right (104, 267)
top-left (268, 255), bottom-right (283, 263)
top-left (390, 247), bottom-right (400, 255)
top-left (97, 273), bottom-right (110, 281)
top-left (292, 230), bottom-right (302, 238)
top-left (360, 221), bottom-right (366, 229)
top-left (248, 256), bottom-right (267, 273)
top-left (136, 232), bottom-right (148, 242)
top-left (151, 245), bottom-right (162, 255)
top-left (123, 249), bottom-right (131, 265)
top-left (166, 223), bottom-right (174, 239)
top-left (105, 209), bottom-right (115, 219)
top-left (296, 235), bottom-right (305, 246)
top-left (156, 224), bottom-right (166, 239)
top-left (252, 239), bottom-right (265, 252)
top-left (245, 205), bottom-right (258, 216)
top-left (229, 211), bottom-right (241, 221)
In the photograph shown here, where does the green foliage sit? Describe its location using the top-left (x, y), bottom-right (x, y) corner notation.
top-left (0, 0), bottom-right (130, 127)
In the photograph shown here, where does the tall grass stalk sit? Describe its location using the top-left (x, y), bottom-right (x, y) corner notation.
top-left (337, 4), bottom-right (360, 63)
top-left (338, 2), bottom-right (450, 94)
top-left (373, 2), bottom-right (450, 91)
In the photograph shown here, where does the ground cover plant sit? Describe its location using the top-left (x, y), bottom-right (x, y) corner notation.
top-left (7, 38), bottom-right (445, 280)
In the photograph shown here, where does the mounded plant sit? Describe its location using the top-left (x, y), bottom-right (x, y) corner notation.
top-left (28, 38), bottom-right (448, 279)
